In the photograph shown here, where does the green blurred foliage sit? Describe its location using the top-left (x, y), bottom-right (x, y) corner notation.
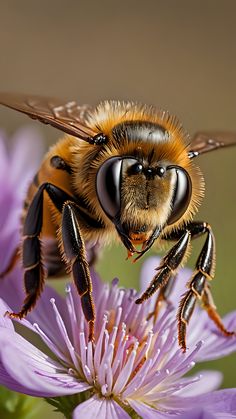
top-left (0, 386), bottom-right (45, 419)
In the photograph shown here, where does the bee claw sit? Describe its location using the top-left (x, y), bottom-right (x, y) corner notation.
top-left (126, 250), bottom-right (134, 260)
top-left (4, 310), bottom-right (25, 320)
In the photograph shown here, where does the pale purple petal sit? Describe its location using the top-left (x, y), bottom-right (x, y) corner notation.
top-left (163, 389), bottom-right (236, 416)
top-left (0, 299), bottom-right (14, 330)
top-left (0, 267), bottom-right (25, 311)
top-left (194, 311), bottom-right (236, 361)
top-left (0, 328), bottom-right (91, 397)
top-left (0, 297), bottom-right (36, 334)
top-left (128, 399), bottom-right (172, 418)
top-left (0, 362), bottom-right (41, 395)
top-left (0, 129), bottom-right (44, 270)
top-left (0, 268), bottom-right (73, 350)
top-left (73, 395), bottom-right (130, 419)
top-left (176, 370), bottom-right (223, 396)
top-left (9, 127), bottom-right (44, 197)
top-left (179, 408), bottom-right (217, 419)
top-left (0, 231), bottom-right (19, 272)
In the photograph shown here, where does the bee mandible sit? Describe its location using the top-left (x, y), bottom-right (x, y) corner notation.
top-left (0, 93), bottom-right (235, 351)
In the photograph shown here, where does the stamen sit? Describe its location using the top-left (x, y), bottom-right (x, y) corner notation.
top-left (33, 322), bottom-right (69, 364)
top-left (114, 306), bottom-right (123, 328)
top-left (98, 362), bottom-right (108, 387)
top-left (79, 332), bottom-right (87, 370)
top-left (87, 340), bottom-right (95, 379)
top-left (113, 348), bottom-right (137, 394)
top-left (106, 359), bottom-right (114, 394)
top-left (171, 341), bottom-right (204, 378)
top-left (133, 330), bottom-right (153, 371)
top-left (101, 383), bottom-right (108, 396)
top-left (94, 315), bottom-right (108, 371)
top-left (50, 298), bottom-right (81, 371)
top-left (112, 325), bottom-right (127, 376)
top-left (65, 284), bottom-right (82, 349)
top-left (109, 326), bottom-right (118, 346)
top-left (83, 365), bottom-right (92, 383)
top-left (122, 358), bottom-right (153, 398)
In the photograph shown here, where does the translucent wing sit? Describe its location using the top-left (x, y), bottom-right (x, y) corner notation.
top-left (0, 92), bottom-right (97, 141)
top-left (189, 131), bottom-right (236, 158)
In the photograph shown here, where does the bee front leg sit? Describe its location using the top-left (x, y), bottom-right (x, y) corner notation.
top-left (146, 273), bottom-right (176, 321)
top-left (61, 202), bottom-right (95, 341)
top-left (145, 223), bottom-right (208, 324)
top-left (177, 222), bottom-right (235, 351)
top-left (136, 230), bottom-right (191, 304)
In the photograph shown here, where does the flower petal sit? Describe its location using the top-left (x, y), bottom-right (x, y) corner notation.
top-left (9, 127), bottom-right (44, 198)
top-left (0, 269), bottom-right (74, 354)
top-left (0, 328), bottom-right (91, 397)
top-left (0, 268), bottom-right (25, 314)
top-left (178, 407), bottom-right (217, 419)
top-left (0, 298), bottom-right (14, 330)
top-left (128, 399), bottom-right (172, 418)
top-left (73, 395), bottom-right (130, 419)
top-left (0, 361), bottom-right (38, 394)
top-left (194, 311), bottom-right (236, 361)
top-left (163, 389), bottom-right (236, 416)
top-left (176, 370), bottom-right (223, 396)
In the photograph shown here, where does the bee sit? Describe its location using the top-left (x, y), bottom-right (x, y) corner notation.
top-left (0, 93), bottom-right (235, 351)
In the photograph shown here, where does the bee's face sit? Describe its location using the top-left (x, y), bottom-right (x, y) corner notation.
top-left (92, 117), bottom-right (196, 252)
top-left (96, 153), bottom-right (192, 249)
top-left (121, 157), bottom-right (177, 229)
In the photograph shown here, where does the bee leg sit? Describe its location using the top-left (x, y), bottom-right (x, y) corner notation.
top-left (146, 224), bottom-right (205, 322)
top-left (7, 181), bottom-right (96, 339)
top-left (7, 183), bottom-right (74, 320)
top-left (177, 222), bottom-right (234, 351)
top-left (178, 272), bottom-right (206, 351)
top-left (6, 184), bottom-right (46, 319)
top-left (146, 273), bottom-right (176, 321)
top-left (136, 230), bottom-right (191, 304)
top-left (202, 285), bottom-right (235, 337)
top-left (61, 202), bottom-right (95, 341)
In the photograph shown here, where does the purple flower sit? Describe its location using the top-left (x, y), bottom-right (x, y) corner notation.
top-left (0, 127), bottom-right (44, 274)
top-left (0, 129), bottom-right (236, 418)
top-left (0, 265), bottom-right (235, 418)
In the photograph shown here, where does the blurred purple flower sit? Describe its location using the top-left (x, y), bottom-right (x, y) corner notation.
top-left (0, 129), bottom-right (236, 419)
top-left (0, 265), bottom-right (236, 418)
top-left (0, 127), bottom-right (44, 274)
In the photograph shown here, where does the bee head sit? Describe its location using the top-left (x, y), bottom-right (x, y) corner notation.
top-left (96, 155), bottom-right (192, 252)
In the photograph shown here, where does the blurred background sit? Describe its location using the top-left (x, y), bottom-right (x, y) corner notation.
top-left (0, 0), bottom-right (235, 417)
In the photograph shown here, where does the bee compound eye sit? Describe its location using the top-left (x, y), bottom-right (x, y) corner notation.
top-left (167, 167), bottom-right (192, 225)
top-left (96, 157), bottom-right (122, 219)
